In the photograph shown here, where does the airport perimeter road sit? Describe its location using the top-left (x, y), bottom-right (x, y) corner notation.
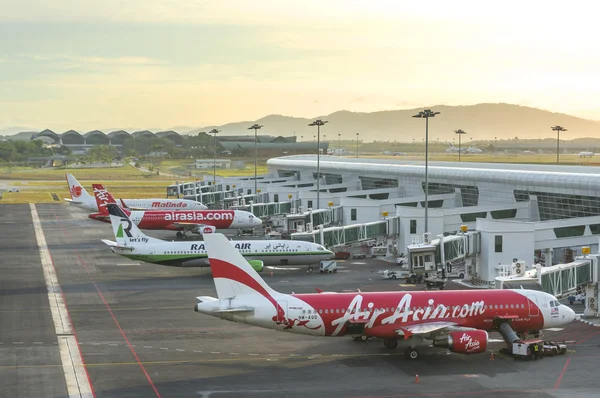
top-left (0, 205), bottom-right (69, 398)
top-left (21, 203), bottom-right (600, 397)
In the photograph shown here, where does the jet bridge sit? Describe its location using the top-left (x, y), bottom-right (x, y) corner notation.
top-left (231, 199), bottom-right (303, 218)
top-left (290, 217), bottom-right (394, 247)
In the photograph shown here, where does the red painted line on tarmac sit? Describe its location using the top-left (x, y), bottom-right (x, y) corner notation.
top-left (573, 329), bottom-right (600, 346)
top-left (48, 244), bottom-right (97, 398)
top-left (554, 357), bottom-right (571, 390)
top-left (345, 389), bottom-right (546, 398)
top-left (53, 210), bottom-right (161, 398)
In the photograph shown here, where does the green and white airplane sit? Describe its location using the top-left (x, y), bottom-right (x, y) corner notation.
top-left (102, 203), bottom-right (334, 271)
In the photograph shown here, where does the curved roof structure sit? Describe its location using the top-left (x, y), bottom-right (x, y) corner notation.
top-left (34, 129), bottom-right (60, 142)
top-left (132, 130), bottom-right (155, 138)
top-left (156, 130), bottom-right (183, 144)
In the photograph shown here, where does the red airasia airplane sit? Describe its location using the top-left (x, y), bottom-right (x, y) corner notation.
top-left (89, 184), bottom-right (262, 239)
top-left (195, 234), bottom-right (576, 360)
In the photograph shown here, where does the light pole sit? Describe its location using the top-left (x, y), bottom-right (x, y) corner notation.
top-left (454, 129), bottom-right (467, 161)
top-left (337, 133), bottom-right (341, 154)
top-left (293, 131), bottom-right (296, 155)
top-left (248, 124), bottom-right (263, 195)
top-left (356, 133), bottom-right (359, 157)
top-left (413, 109), bottom-right (440, 234)
top-left (209, 128), bottom-right (220, 187)
top-left (308, 119), bottom-right (328, 210)
top-left (551, 126), bottom-right (567, 165)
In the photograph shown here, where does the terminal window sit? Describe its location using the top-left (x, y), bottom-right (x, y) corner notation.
top-left (410, 220), bottom-right (417, 234)
top-left (495, 236), bottom-right (503, 253)
top-left (351, 209), bottom-right (357, 221)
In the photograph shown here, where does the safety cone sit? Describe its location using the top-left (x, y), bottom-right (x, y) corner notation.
top-left (415, 374), bottom-right (419, 384)
top-left (490, 352), bottom-right (495, 361)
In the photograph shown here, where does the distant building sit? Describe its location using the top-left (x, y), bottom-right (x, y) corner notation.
top-left (28, 129), bottom-right (185, 153)
top-left (196, 159), bottom-right (231, 169)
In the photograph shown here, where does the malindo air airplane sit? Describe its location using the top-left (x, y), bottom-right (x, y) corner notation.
top-left (195, 234), bottom-right (577, 360)
top-left (91, 185), bottom-right (262, 239)
top-left (102, 203), bottom-right (334, 269)
top-left (64, 173), bottom-right (207, 211)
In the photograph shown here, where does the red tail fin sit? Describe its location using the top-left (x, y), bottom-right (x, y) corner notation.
top-left (92, 184), bottom-right (117, 215)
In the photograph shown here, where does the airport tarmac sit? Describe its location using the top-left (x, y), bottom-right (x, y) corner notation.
top-left (1, 203), bottom-right (600, 397)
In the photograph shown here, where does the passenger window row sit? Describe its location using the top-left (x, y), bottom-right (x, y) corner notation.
top-left (301, 303), bottom-right (526, 315)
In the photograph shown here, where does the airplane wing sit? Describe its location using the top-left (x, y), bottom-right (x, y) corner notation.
top-left (171, 222), bottom-right (202, 232)
top-left (63, 198), bottom-right (83, 204)
top-left (396, 321), bottom-right (460, 339)
top-left (101, 239), bottom-right (135, 251)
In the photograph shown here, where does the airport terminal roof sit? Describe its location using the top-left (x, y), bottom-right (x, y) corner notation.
top-left (268, 155), bottom-right (600, 190)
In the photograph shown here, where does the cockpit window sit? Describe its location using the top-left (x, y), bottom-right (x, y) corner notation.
top-left (550, 300), bottom-right (560, 307)
top-left (317, 246), bottom-right (326, 251)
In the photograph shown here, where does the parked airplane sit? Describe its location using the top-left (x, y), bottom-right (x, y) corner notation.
top-left (90, 185), bottom-right (262, 239)
top-left (445, 144), bottom-right (483, 154)
top-left (578, 149), bottom-right (595, 158)
top-left (195, 234), bottom-right (576, 360)
top-left (64, 174), bottom-right (207, 211)
top-left (102, 203), bottom-right (334, 268)
top-left (464, 146), bottom-right (483, 154)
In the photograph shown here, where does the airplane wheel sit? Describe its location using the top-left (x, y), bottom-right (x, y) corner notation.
top-left (353, 335), bottom-right (368, 342)
top-left (383, 339), bottom-right (398, 349)
top-left (180, 234), bottom-right (187, 240)
top-left (405, 347), bottom-right (419, 360)
top-left (176, 231), bottom-right (182, 238)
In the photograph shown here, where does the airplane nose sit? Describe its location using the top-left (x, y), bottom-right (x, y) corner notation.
top-left (565, 305), bottom-right (576, 322)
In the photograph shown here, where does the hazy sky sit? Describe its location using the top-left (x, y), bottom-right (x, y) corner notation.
top-left (1, 0), bottom-right (599, 131)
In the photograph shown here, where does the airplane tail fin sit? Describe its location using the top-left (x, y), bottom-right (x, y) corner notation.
top-left (107, 203), bottom-right (158, 245)
top-left (92, 184), bottom-right (118, 215)
top-left (203, 233), bottom-right (280, 300)
top-left (65, 173), bottom-right (94, 203)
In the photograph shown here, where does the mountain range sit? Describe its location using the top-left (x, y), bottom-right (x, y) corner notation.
top-left (2, 103), bottom-right (600, 142)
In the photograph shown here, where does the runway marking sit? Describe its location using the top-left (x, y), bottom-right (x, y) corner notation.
top-left (193, 350), bottom-right (202, 353)
top-left (176, 349), bottom-right (185, 352)
top-left (13, 342), bottom-right (23, 345)
top-left (555, 357), bottom-right (571, 390)
top-left (31, 204), bottom-right (94, 398)
top-left (144, 346), bottom-right (153, 349)
top-left (51, 208), bottom-right (161, 398)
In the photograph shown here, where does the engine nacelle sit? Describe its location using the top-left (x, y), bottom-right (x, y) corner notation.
top-left (199, 225), bottom-right (216, 235)
top-left (433, 330), bottom-right (488, 354)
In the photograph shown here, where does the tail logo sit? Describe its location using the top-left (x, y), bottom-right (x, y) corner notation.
top-left (117, 219), bottom-right (133, 238)
top-left (93, 187), bottom-right (110, 203)
top-left (70, 185), bottom-right (82, 198)
top-left (211, 259), bottom-right (321, 332)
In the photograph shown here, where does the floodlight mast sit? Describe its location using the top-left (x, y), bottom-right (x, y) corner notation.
top-left (308, 119), bottom-right (328, 211)
top-left (412, 109), bottom-right (440, 235)
top-left (248, 124), bottom-right (263, 195)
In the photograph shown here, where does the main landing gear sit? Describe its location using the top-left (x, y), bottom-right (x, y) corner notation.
top-left (382, 338), bottom-right (419, 360)
top-left (176, 231), bottom-right (188, 240)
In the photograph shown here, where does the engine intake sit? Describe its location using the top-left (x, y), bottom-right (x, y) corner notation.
top-left (433, 330), bottom-right (488, 354)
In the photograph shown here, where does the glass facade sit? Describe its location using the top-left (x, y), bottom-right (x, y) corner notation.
top-left (514, 190), bottom-right (600, 221)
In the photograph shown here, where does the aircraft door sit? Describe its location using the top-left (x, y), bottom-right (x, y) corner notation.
top-left (527, 294), bottom-right (540, 317)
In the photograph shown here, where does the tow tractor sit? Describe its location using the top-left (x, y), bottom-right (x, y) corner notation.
top-left (495, 317), bottom-right (570, 359)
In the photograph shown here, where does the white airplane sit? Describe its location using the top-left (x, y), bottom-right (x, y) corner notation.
top-left (194, 234), bottom-right (575, 360)
top-left (464, 146), bottom-right (483, 154)
top-left (64, 173), bottom-right (207, 211)
top-left (445, 144), bottom-right (464, 153)
top-left (578, 149), bottom-right (595, 158)
top-left (102, 203), bottom-right (334, 268)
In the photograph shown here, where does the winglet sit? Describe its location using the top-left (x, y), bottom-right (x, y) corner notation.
top-left (315, 288), bottom-right (324, 293)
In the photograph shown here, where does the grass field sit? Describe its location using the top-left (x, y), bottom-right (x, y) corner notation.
top-left (0, 185), bottom-right (168, 204)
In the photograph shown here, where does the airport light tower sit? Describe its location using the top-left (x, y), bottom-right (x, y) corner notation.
top-left (454, 129), bottom-right (467, 161)
top-left (356, 133), bottom-right (360, 158)
top-left (308, 119), bottom-right (328, 210)
top-left (248, 124), bottom-right (263, 195)
top-left (209, 129), bottom-right (220, 187)
top-left (551, 125), bottom-right (567, 165)
top-left (413, 109), bottom-right (441, 235)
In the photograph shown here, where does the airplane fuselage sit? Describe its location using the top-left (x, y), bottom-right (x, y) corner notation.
top-left (110, 240), bottom-right (333, 267)
top-left (197, 288), bottom-right (574, 338)
top-left (93, 209), bottom-right (261, 230)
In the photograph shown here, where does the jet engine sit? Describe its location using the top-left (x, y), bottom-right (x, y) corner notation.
top-left (433, 330), bottom-right (488, 354)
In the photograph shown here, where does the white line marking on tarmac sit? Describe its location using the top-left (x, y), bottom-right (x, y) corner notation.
top-left (13, 342), bottom-right (23, 344)
top-left (176, 349), bottom-right (185, 352)
top-left (31, 204), bottom-right (93, 398)
top-left (109, 343), bottom-right (118, 346)
top-left (144, 346), bottom-right (153, 349)
top-left (193, 350), bottom-right (202, 353)
top-left (211, 351), bottom-right (221, 354)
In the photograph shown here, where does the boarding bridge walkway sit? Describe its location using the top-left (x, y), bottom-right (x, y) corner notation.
top-left (290, 216), bottom-right (398, 247)
top-left (232, 199), bottom-right (302, 218)
top-left (535, 260), bottom-right (594, 299)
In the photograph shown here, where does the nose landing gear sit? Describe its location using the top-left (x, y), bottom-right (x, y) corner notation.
top-left (176, 231), bottom-right (188, 240)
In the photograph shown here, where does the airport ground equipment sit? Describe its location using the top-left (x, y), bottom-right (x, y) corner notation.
top-left (319, 261), bottom-right (338, 274)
